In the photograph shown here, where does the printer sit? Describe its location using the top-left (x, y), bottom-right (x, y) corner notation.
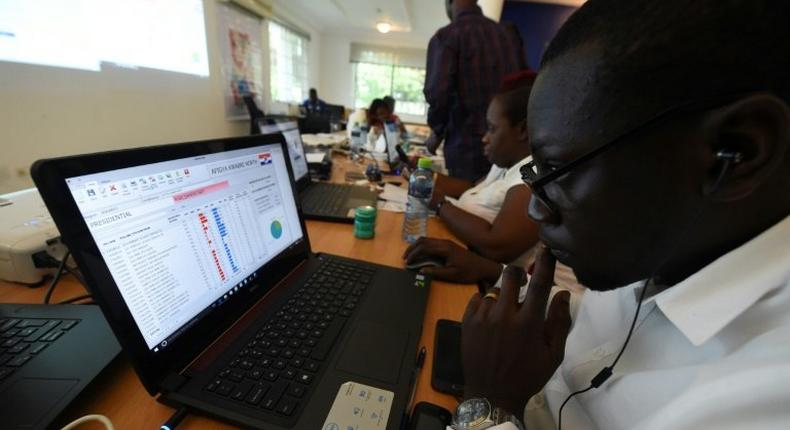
top-left (0, 188), bottom-right (66, 284)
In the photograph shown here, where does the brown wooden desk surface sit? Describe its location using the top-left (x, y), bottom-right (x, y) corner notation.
top-left (0, 156), bottom-right (474, 429)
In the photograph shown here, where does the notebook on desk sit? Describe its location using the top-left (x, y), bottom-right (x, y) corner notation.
top-left (31, 134), bottom-right (430, 430)
top-left (259, 119), bottom-right (378, 223)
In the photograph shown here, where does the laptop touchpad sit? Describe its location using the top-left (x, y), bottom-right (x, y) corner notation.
top-left (335, 321), bottom-right (408, 384)
top-left (0, 378), bottom-right (78, 427)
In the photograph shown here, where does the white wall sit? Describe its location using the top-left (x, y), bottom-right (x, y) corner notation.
top-left (0, 0), bottom-right (322, 194)
top-left (319, 34), bottom-right (355, 108)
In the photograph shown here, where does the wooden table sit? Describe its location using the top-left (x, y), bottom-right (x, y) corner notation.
top-left (0, 157), bottom-right (475, 429)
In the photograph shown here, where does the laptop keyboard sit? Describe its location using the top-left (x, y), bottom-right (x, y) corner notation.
top-left (0, 318), bottom-right (80, 381)
top-left (301, 183), bottom-right (353, 217)
top-left (205, 258), bottom-right (376, 419)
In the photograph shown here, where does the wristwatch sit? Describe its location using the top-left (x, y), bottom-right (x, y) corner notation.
top-left (450, 398), bottom-right (525, 430)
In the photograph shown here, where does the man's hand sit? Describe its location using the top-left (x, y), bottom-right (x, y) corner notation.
top-left (424, 132), bottom-right (442, 155)
top-left (461, 247), bottom-right (572, 415)
top-left (402, 238), bottom-right (502, 284)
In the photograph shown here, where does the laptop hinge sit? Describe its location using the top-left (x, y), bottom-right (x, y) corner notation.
top-left (160, 372), bottom-right (189, 395)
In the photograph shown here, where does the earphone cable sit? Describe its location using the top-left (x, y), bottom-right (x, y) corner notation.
top-left (555, 151), bottom-right (737, 429)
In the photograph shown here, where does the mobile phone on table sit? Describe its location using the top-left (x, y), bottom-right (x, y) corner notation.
top-left (432, 319), bottom-right (464, 396)
top-left (408, 402), bottom-right (452, 430)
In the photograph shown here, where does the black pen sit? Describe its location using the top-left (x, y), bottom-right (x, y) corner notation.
top-left (402, 346), bottom-right (427, 428)
top-left (160, 407), bottom-right (188, 430)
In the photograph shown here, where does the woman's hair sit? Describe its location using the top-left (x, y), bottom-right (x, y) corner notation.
top-left (367, 98), bottom-right (386, 123)
top-left (496, 69), bottom-right (537, 126)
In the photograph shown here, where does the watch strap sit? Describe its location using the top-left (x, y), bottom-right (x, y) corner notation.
top-left (435, 197), bottom-right (447, 215)
top-left (492, 407), bottom-right (526, 430)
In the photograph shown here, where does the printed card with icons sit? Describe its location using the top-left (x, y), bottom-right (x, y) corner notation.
top-left (322, 381), bottom-right (394, 430)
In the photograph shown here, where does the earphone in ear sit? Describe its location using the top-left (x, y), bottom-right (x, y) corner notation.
top-left (707, 149), bottom-right (744, 195)
top-left (716, 149), bottom-right (744, 164)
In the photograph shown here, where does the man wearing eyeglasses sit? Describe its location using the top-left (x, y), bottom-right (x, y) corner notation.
top-left (447, 0), bottom-right (790, 429)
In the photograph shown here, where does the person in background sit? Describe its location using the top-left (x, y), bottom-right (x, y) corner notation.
top-left (302, 88), bottom-right (327, 115)
top-left (366, 98), bottom-right (388, 130)
top-left (453, 0), bottom-right (790, 429)
top-left (383, 96), bottom-right (399, 122)
top-left (383, 95), bottom-right (408, 134)
top-left (366, 98), bottom-right (391, 150)
top-left (403, 71), bottom-right (577, 289)
top-left (423, 0), bottom-right (520, 182)
top-left (503, 21), bottom-right (528, 69)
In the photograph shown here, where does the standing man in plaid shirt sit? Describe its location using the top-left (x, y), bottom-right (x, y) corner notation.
top-left (424, 0), bottom-right (521, 182)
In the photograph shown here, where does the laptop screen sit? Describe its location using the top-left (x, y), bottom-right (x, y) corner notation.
top-left (259, 120), bottom-right (309, 182)
top-left (384, 120), bottom-right (401, 165)
top-left (64, 143), bottom-right (304, 351)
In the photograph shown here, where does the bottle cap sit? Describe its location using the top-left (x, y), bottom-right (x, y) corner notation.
top-left (354, 205), bottom-right (377, 219)
top-left (417, 157), bottom-right (433, 169)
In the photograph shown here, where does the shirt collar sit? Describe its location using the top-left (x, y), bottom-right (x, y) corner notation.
top-left (650, 215), bottom-right (790, 346)
top-left (505, 155), bottom-right (532, 179)
top-left (454, 5), bottom-right (483, 20)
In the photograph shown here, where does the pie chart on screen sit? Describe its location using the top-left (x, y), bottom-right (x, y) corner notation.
top-left (270, 220), bottom-right (283, 239)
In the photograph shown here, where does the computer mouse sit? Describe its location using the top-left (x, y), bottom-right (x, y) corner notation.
top-left (405, 255), bottom-right (446, 270)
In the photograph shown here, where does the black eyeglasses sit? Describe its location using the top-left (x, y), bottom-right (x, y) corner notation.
top-left (520, 92), bottom-right (759, 212)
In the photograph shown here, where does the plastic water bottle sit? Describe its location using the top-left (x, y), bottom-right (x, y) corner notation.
top-left (360, 125), bottom-right (369, 151)
top-left (402, 158), bottom-right (434, 243)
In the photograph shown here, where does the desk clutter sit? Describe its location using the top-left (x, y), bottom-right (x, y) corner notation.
top-left (269, 119), bottom-right (447, 217)
top-left (0, 113), bottom-right (450, 430)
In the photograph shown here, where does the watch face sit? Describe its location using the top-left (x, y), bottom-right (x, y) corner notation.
top-left (455, 398), bottom-right (491, 428)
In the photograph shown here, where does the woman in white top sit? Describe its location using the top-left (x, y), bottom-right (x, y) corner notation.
top-left (414, 71), bottom-right (538, 261)
top-left (404, 71), bottom-right (578, 290)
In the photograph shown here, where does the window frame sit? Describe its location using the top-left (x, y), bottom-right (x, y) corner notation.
top-left (268, 20), bottom-right (309, 105)
top-left (352, 61), bottom-right (427, 118)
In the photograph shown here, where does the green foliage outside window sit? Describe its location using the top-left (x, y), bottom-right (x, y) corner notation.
top-left (354, 62), bottom-right (427, 116)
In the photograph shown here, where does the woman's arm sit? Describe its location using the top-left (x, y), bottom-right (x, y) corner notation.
top-left (430, 174), bottom-right (474, 205)
top-left (439, 185), bottom-right (539, 263)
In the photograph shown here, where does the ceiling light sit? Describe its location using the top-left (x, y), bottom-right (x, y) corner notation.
top-left (376, 21), bottom-right (391, 34)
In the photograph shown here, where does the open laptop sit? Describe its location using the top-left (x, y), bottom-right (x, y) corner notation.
top-left (31, 134), bottom-right (430, 429)
top-left (259, 119), bottom-right (378, 223)
top-left (0, 303), bottom-right (121, 430)
top-left (380, 120), bottom-right (404, 174)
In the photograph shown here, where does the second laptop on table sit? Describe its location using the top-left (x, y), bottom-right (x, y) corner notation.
top-left (260, 119), bottom-right (379, 223)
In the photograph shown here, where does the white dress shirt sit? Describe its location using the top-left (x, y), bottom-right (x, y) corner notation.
top-left (468, 215), bottom-right (790, 430)
top-left (447, 156), bottom-right (532, 224)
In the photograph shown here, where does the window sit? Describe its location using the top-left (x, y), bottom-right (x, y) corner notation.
top-left (353, 63), bottom-right (427, 116)
top-left (350, 44), bottom-right (428, 117)
top-left (268, 20), bottom-right (309, 104)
